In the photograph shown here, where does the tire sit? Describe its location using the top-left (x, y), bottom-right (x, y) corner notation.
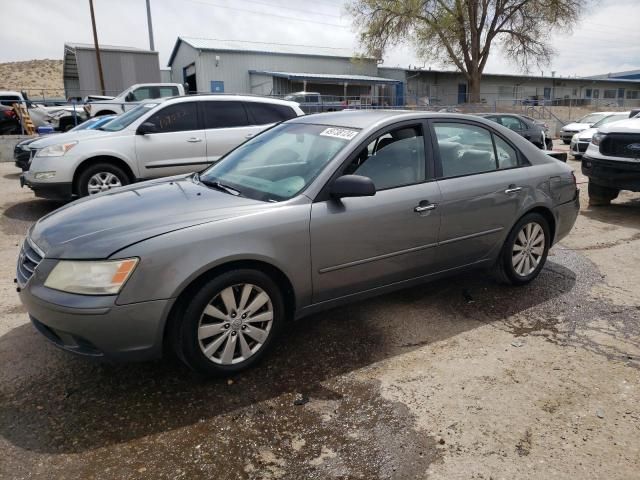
top-left (573, 154), bottom-right (582, 161)
top-left (588, 182), bottom-right (618, 206)
top-left (173, 269), bottom-right (285, 376)
top-left (562, 140), bottom-right (570, 145)
top-left (493, 213), bottom-right (551, 286)
top-left (76, 162), bottom-right (130, 197)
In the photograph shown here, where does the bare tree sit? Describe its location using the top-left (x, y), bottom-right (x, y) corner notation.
top-left (348, 0), bottom-right (582, 102)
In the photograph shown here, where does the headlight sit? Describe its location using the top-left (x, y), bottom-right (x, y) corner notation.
top-left (571, 134), bottom-right (579, 141)
top-left (44, 258), bottom-right (138, 295)
top-left (592, 133), bottom-right (606, 146)
top-left (36, 141), bottom-right (78, 157)
top-left (34, 171), bottom-right (56, 180)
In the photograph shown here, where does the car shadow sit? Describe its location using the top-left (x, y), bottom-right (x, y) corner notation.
top-left (3, 172), bottom-right (22, 180)
top-left (0, 259), bottom-right (577, 455)
top-left (0, 199), bottom-right (62, 236)
top-left (581, 195), bottom-right (640, 230)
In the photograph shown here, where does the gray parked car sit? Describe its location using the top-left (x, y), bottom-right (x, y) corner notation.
top-left (475, 113), bottom-right (553, 149)
top-left (17, 111), bottom-right (580, 375)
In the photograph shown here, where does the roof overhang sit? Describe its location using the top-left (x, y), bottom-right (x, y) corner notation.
top-left (249, 70), bottom-right (401, 84)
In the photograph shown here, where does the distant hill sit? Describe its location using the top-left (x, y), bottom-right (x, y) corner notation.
top-left (0, 59), bottom-right (64, 99)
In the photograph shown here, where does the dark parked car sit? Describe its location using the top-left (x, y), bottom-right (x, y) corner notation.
top-left (0, 105), bottom-right (21, 134)
top-left (17, 111), bottom-right (579, 376)
top-left (476, 113), bottom-right (553, 149)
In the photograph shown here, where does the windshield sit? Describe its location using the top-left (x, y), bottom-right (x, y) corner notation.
top-left (99, 103), bottom-right (158, 131)
top-left (593, 114), bottom-right (628, 127)
top-left (199, 123), bottom-right (359, 202)
top-left (578, 113), bottom-right (607, 124)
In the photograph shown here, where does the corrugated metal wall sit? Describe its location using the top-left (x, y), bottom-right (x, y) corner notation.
top-left (169, 43), bottom-right (198, 86)
top-left (179, 47), bottom-right (378, 94)
top-left (75, 49), bottom-right (160, 96)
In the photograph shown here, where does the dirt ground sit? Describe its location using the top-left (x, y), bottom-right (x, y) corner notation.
top-left (0, 144), bottom-right (638, 479)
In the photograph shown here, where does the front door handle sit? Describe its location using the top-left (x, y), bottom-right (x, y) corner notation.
top-left (414, 202), bottom-right (437, 212)
top-left (187, 137), bottom-right (203, 143)
top-left (504, 186), bottom-right (523, 194)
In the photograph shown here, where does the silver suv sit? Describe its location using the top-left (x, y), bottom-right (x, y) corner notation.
top-left (20, 95), bottom-right (304, 200)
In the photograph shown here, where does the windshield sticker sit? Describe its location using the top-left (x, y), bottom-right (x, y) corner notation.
top-left (320, 127), bottom-right (359, 140)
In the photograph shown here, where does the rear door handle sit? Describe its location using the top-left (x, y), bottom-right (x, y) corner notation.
top-left (414, 202), bottom-right (437, 212)
top-left (187, 137), bottom-right (202, 143)
top-left (504, 186), bottom-right (522, 194)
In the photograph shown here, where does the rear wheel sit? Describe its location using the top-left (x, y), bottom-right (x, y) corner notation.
top-left (76, 162), bottom-right (129, 197)
top-left (173, 269), bottom-right (285, 376)
top-left (562, 139), bottom-right (570, 145)
top-left (493, 213), bottom-right (550, 286)
top-left (588, 182), bottom-right (619, 206)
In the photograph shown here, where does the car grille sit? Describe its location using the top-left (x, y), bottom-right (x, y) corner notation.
top-left (577, 143), bottom-right (589, 152)
top-left (600, 134), bottom-right (640, 159)
top-left (17, 238), bottom-right (44, 287)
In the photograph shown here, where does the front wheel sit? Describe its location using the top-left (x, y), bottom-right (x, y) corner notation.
top-left (76, 162), bottom-right (129, 197)
top-left (493, 213), bottom-right (550, 286)
top-left (562, 139), bottom-right (570, 145)
top-left (173, 269), bottom-right (285, 376)
top-left (588, 182), bottom-right (619, 206)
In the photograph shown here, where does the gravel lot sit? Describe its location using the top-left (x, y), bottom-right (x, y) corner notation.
top-left (0, 144), bottom-right (638, 479)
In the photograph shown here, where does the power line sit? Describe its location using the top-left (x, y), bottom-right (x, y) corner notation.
top-left (235, 0), bottom-right (344, 19)
top-left (182, 0), bottom-right (350, 28)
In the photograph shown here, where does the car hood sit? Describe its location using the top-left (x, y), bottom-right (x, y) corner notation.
top-left (30, 175), bottom-right (272, 259)
top-left (576, 127), bottom-right (597, 140)
top-left (562, 122), bottom-right (591, 131)
top-left (598, 117), bottom-right (640, 134)
top-left (28, 129), bottom-right (112, 149)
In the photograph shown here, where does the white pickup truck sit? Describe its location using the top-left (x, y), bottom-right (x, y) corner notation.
top-left (84, 83), bottom-right (185, 117)
top-left (581, 117), bottom-right (640, 205)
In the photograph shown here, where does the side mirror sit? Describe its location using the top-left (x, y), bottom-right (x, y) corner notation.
top-left (137, 122), bottom-right (158, 135)
top-left (331, 175), bottom-right (376, 199)
top-left (125, 92), bottom-right (135, 102)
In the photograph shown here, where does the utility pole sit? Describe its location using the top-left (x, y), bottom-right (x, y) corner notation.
top-left (88, 0), bottom-right (106, 95)
top-left (146, 0), bottom-right (155, 51)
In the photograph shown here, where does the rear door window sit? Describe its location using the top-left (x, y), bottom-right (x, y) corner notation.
top-left (245, 102), bottom-right (297, 125)
top-left (158, 86), bottom-right (179, 97)
top-left (201, 101), bottom-right (249, 129)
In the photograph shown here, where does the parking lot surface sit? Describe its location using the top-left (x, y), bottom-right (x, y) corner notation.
top-left (0, 148), bottom-right (639, 479)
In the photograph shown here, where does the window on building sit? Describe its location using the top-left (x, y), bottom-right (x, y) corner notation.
top-left (585, 89), bottom-right (592, 98)
top-left (604, 89), bottom-right (617, 99)
top-left (626, 90), bottom-right (639, 99)
top-left (201, 101), bottom-right (249, 129)
top-left (593, 89), bottom-right (600, 98)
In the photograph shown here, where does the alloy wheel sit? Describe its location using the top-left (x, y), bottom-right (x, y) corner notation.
top-left (87, 172), bottom-right (122, 195)
top-left (512, 222), bottom-right (545, 276)
top-left (197, 283), bottom-right (273, 365)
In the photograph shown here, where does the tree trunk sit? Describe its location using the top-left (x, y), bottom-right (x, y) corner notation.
top-left (468, 70), bottom-right (482, 103)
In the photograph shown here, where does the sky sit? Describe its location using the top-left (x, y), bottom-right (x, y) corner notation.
top-left (1, 0), bottom-right (639, 77)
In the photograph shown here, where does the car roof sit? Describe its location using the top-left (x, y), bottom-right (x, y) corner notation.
top-left (165, 94), bottom-right (299, 107)
top-left (289, 110), bottom-right (508, 130)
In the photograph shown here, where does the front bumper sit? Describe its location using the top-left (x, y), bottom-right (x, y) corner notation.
top-left (20, 173), bottom-right (73, 200)
top-left (581, 156), bottom-right (640, 192)
top-left (561, 131), bottom-right (578, 141)
top-left (570, 140), bottom-right (589, 156)
top-left (19, 281), bottom-right (173, 361)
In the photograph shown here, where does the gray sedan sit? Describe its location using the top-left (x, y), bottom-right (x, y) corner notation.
top-left (17, 111), bottom-right (579, 375)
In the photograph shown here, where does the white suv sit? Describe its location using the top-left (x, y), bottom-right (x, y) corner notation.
top-left (581, 117), bottom-right (640, 205)
top-left (21, 95), bottom-right (303, 200)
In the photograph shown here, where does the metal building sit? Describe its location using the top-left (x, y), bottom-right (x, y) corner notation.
top-left (167, 37), bottom-right (402, 104)
top-left (63, 43), bottom-right (161, 98)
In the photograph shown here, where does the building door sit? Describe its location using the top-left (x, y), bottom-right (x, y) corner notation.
top-left (544, 87), bottom-right (551, 101)
top-left (395, 82), bottom-right (404, 106)
top-left (617, 88), bottom-right (625, 106)
top-left (457, 83), bottom-right (467, 104)
top-left (183, 63), bottom-right (197, 93)
top-left (211, 81), bottom-right (225, 93)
